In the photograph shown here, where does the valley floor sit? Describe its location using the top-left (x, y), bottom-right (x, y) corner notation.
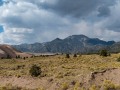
top-left (0, 54), bottom-right (120, 90)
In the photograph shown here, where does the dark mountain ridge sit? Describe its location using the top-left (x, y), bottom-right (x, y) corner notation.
top-left (13, 35), bottom-right (117, 54)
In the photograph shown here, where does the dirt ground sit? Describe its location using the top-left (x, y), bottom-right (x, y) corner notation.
top-left (89, 68), bottom-right (120, 85)
top-left (0, 76), bottom-right (59, 90)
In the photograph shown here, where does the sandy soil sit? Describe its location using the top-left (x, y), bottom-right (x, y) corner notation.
top-left (88, 68), bottom-right (120, 87)
top-left (0, 45), bottom-right (32, 58)
top-left (0, 76), bottom-right (60, 90)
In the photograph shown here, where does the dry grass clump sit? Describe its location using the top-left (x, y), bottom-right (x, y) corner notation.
top-left (100, 80), bottom-right (120, 90)
top-left (0, 84), bottom-right (25, 90)
top-left (89, 85), bottom-right (97, 90)
top-left (61, 82), bottom-right (69, 90)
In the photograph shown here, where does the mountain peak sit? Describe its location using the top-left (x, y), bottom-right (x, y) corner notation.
top-left (55, 38), bottom-right (62, 40)
top-left (67, 35), bottom-right (88, 39)
top-left (52, 38), bottom-right (62, 42)
top-left (65, 35), bottom-right (89, 42)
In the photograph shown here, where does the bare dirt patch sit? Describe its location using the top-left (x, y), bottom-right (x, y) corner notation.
top-left (88, 68), bottom-right (120, 87)
top-left (0, 76), bottom-right (59, 90)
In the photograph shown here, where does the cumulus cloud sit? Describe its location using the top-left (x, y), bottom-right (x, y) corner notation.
top-left (0, 0), bottom-right (120, 44)
top-left (0, 27), bottom-right (34, 43)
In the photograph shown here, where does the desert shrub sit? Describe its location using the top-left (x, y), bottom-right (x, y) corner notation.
top-left (73, 54), bottom-right (77, 57)
top-left (61, 82), bottom-right (69, 90)
top-left (16, 74), bottom-right (21, 78)
top-left (89, 85), bottom-right (97, 90)
top-left (73, 82), bottom-right (80, 90)
top-left (18, 55), bottom-right (21, 58)
top-left (23, 57), bottom-right (26, 60)
top-left (16, 56), bottom-right (18, 59)
top-left (31, 56), bottom-right (34, 58)
top-left (0, 84), bottom-right (22, 90)
top-left (102, 80), bottom-right (120, 90)
top-left (16, 65), bottom-right (25, 69)
top-left (37, 87), bottom-right (45, 90)
top-left (55, 72), bottom-right (64, 78)
top-left (1, 57), bottom-right (4, 59)
top-left (71, 80), bottom-right (76, 85)
top-left (16, 55), bottom-right (21, 59)
top-left (117, 57), bottom-right (120, 62)
top-left (108, 53), bottom-right (111, 56)
top-left (102, 80), bottom-right (116, 90)
top-left (99, 50), bottom-right (108, 57)
top-left (7, 54), bottom-right (11, 59)
top-left (115, 85), bottom-right (120, 90)
top-left (66, 54), bottom-right (70, 58)
top-left (29, 65), bottom-right (42, 77)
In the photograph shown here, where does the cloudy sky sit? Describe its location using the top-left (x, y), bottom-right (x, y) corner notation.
top-left (0, 0), bottom-right (120, 44)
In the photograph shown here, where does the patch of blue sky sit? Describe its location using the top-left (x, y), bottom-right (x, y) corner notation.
top-left (0, 25), bottom-right (4, 33)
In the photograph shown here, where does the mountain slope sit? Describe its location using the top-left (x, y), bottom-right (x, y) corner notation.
top-left (13, 35), bottom-right (116, 53)
top-left (109, 42), bottom-right (120, 53)
top-left (0, 45), bottom-right (32, 58)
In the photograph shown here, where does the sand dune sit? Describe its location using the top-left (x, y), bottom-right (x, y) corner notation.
top-left (0, 45), bottom-right (32, 58)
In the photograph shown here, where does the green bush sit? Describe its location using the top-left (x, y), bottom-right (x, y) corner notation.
top-left (29, 65), bottom-right (42, 77)
top-left (99, 50), bottom-right (108, 57)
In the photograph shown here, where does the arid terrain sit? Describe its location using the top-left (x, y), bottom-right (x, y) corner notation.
top-left (0, 53), bottom-right (120, 90)
top-left (0, 0), bottom-right (120, 89)
top-left (0, 45), bottom-right (32, 58)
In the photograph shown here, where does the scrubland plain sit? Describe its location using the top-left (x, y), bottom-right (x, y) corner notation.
top-left (0, 54), bottom-right (120, 90)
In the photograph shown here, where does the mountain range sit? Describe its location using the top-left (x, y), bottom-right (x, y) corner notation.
top-left (12, 35), bottom-right (120, 54)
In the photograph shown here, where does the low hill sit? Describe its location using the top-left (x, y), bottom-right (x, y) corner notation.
top-left (0, 45), bottom-right (32, 58)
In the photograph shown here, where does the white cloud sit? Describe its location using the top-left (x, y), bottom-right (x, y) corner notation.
top-left (0, 26), bottom-right (34, 44)
top-left (0, 0), bottom-right (120, 44)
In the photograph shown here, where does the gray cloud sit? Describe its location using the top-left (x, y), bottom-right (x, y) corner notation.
top-left (41, 0), bottom-right (116, 18)
top-left (100, 1), bottom-right (120, 32)
top-left (98, 6), bottom-right (110, 17)
top-left (0, 0), bottom-right (120, 44)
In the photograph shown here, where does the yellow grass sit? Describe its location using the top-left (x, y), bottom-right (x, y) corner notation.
top-left (0, 53), bottom-right (120, 89)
